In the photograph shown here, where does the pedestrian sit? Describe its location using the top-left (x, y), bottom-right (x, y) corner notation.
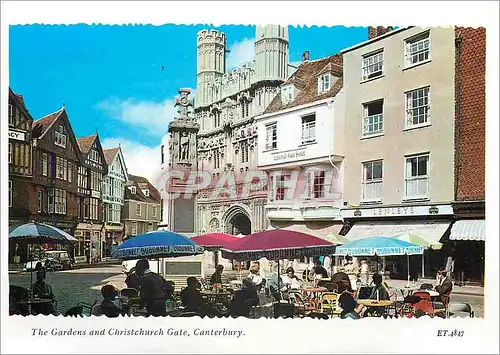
top-left (135, 259), bottom-right (173, 317)
top-left (91, 246), bottom-right (98, 264)
top-left (85, 245), bottom-right (90, 264)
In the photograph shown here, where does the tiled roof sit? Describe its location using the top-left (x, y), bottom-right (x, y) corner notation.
top-left (77, 134), bottom-right (97, 154)
top-left (127, 174), bottom-right (161, 203)
top-left (264, 54), bottom-right (343, 114)
top-left (34, 108), bottom-right (65, 135)
top-left (103, 147), bottom-right (120, 164)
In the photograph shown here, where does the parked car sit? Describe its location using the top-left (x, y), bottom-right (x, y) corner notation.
top-left (23, 250), bottom-right (74, 272)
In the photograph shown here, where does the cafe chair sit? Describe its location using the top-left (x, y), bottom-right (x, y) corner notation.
top-left (320, 292), bottom-right (342, 317)
top-left (9, 285), bottom-right (30, 316)
top-left (64, 306), bottom-right (85, 317)
top-left (413, 291), bottom-right (431, 301)
top-left (447, 302), bottom-right (474, 318)
top-left (91, 304), bottom-right (104, 316)
top-left (356, 286), bottom-right (375, 300)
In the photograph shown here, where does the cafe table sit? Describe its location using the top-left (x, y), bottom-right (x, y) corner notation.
top-left (391, 285), bottom-right (419, 300)
top-left (358, 299), bottom-right (395, 317)
top-left (200, 290), bottom-right (233, 306)
top-left (16, 298), bottom-right (53, 315)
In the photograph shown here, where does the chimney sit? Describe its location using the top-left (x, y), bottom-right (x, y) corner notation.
top-left (302, 51), bottom-right (310, 62)
top-left (368, 26), bottom-right (394, 40)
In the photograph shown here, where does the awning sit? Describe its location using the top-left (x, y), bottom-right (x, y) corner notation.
top-left (270, 222), bottom-right (343, 239)
top-left (450, 219), bottom-right (485, 241)
top-left (345, 220), bottom-right (452, 246)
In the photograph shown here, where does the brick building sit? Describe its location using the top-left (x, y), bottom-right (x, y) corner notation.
top-left (448, 27), bottom-right (486, 284)
top-left (31, 107), bottom-right (82, 241)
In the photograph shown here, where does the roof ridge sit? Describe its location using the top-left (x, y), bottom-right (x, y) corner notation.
top-left (35, 107), bottom-right (64, 122)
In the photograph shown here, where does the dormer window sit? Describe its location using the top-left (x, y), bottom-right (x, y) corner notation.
top-left (54, 124), bottom-right (67, 148)
top-left (89, 149), bottom-right (100, 163)
top-left (143, 189), bottom-right (150, 197)
top-left (281, 85), bottom-right (294, 104)
top-left (130, 186), bottom-right (136, 194)
top-left (317, 74), bottom-right (331, 94)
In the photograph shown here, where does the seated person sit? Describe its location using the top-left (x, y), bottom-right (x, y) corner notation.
top-left (281, 267), bottom-right (302, 290)
top-left (313, 259), bottom-right (329, 279)
top-left (331, 272), bottom-right (354, 293)
top-left (100, 285), bottom-right (126, 318)
top-left (247, 268), bottom-right (263, 288)
top-left (338, 291), bottom-right (361, 319)
top-left (210, 264), bottom-right (224, 287)
top-left (434, 269), bottom-right (453, 318)
top-left (230, 278), bottom-right (259, 317)
top-left (32, 271), bottom-right (57, 315)
top-left (435, 269), bottom-right (453, 303)
top-left (180, 277), bottom-right (207, 314)
top-left (369, 274), bottom-right (390, 300)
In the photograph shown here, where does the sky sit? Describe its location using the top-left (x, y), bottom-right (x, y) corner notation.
top-left (9, 24), bottom-right (368, 183)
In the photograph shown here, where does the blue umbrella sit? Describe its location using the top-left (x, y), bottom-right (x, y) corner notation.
top-left (112, 230), bottom-right (204, 260)
top-left (335, 236), bottom-right (424, 256)
top-left (9, 221), bottom-right (77, 244)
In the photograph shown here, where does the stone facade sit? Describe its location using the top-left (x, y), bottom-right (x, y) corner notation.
top-left (193, 25), bottom-right (290, 235)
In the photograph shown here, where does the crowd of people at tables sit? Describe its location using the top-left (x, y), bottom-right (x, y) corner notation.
top-left (11, 256), bottom-right (454, 318)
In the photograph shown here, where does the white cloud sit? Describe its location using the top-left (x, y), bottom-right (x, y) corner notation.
top-left (226, 38), bottom-right (255, 70)
top-left (97, 98), bottom-right (175, 137)
top-left (97, 89), bottom-right (197, 137)
top-left (101, 137), bottom-right (162, 187)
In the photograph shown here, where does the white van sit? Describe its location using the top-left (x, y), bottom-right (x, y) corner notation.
top-left (122, 255), bottom-right (204, 291)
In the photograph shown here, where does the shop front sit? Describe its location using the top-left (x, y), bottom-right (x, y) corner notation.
top-left (103, 223), bottom-right (124, 258)
top-left (341, 204), bottom-right (455, 280)
top-left (74, 223), bottom-right (103, 263)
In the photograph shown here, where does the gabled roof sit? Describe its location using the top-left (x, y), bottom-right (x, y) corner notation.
top-left (103, 147), bottom-right (120, 165)
top-left (15, 94), bottom-right (25, 106)
top-left (77, 134), bottom-right (97, 154)
top-left (34, 108), bottom-right (65, 137)
top-left (125, 174), bottom-right (161, 203)
top-left (264, 54), bottom-right (343, 114)
top-left (9, 87), bottom-right (34, 123)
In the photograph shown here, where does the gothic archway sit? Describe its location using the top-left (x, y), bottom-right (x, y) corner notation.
top-left (223, 205), bottom-right (252, 236)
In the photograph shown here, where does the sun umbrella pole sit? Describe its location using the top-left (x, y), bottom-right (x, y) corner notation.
top-left (421, 252), bottom-right (425, 278)
top-left (407, 254), bottom-right (410, 287)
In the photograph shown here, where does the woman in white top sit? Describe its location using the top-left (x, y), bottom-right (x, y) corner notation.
top-left (248, 268), bottom-right (263, 287)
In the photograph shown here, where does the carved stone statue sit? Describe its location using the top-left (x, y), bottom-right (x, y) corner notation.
top-left (180, 132), bottom-right (190, 161)
top-left (174, 88), bottom-right (195, 119)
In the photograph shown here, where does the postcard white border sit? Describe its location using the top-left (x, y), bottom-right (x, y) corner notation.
top-left (1, 1), bottom-right (499, 354)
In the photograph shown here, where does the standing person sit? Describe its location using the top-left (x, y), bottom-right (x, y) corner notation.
top-left (360, 260), bottom-right (369, 285)
top-left (91, 246), bottom-right (98, 265)
top-left (85, 244), bottom-right (91, 264)
top-left (135, 259), bottom-right (172, 317)
top-left (445, 250), bottom-right (455, 281)
top-left (210, 264), bottom-right (224, 286)
top-left (344, 257), bottom-right (359, 291)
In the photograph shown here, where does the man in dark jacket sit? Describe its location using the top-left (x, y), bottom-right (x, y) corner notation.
top-left (230, 278), bottom-right (258, 317)
top-left (135, 259), bottom-right (173, 317)
top-left (180, 277), bottom-right (207, 315)
top-left (435, 269), bottom-right (453, 304)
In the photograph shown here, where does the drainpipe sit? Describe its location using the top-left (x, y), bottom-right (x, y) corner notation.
top-left (454, 34), bottom-right (463, 202)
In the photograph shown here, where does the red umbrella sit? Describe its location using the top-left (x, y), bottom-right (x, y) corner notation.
top-left (221, 229), bottom-right (335, 261)
top-left (191, 233), bottom-right (239, 249)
